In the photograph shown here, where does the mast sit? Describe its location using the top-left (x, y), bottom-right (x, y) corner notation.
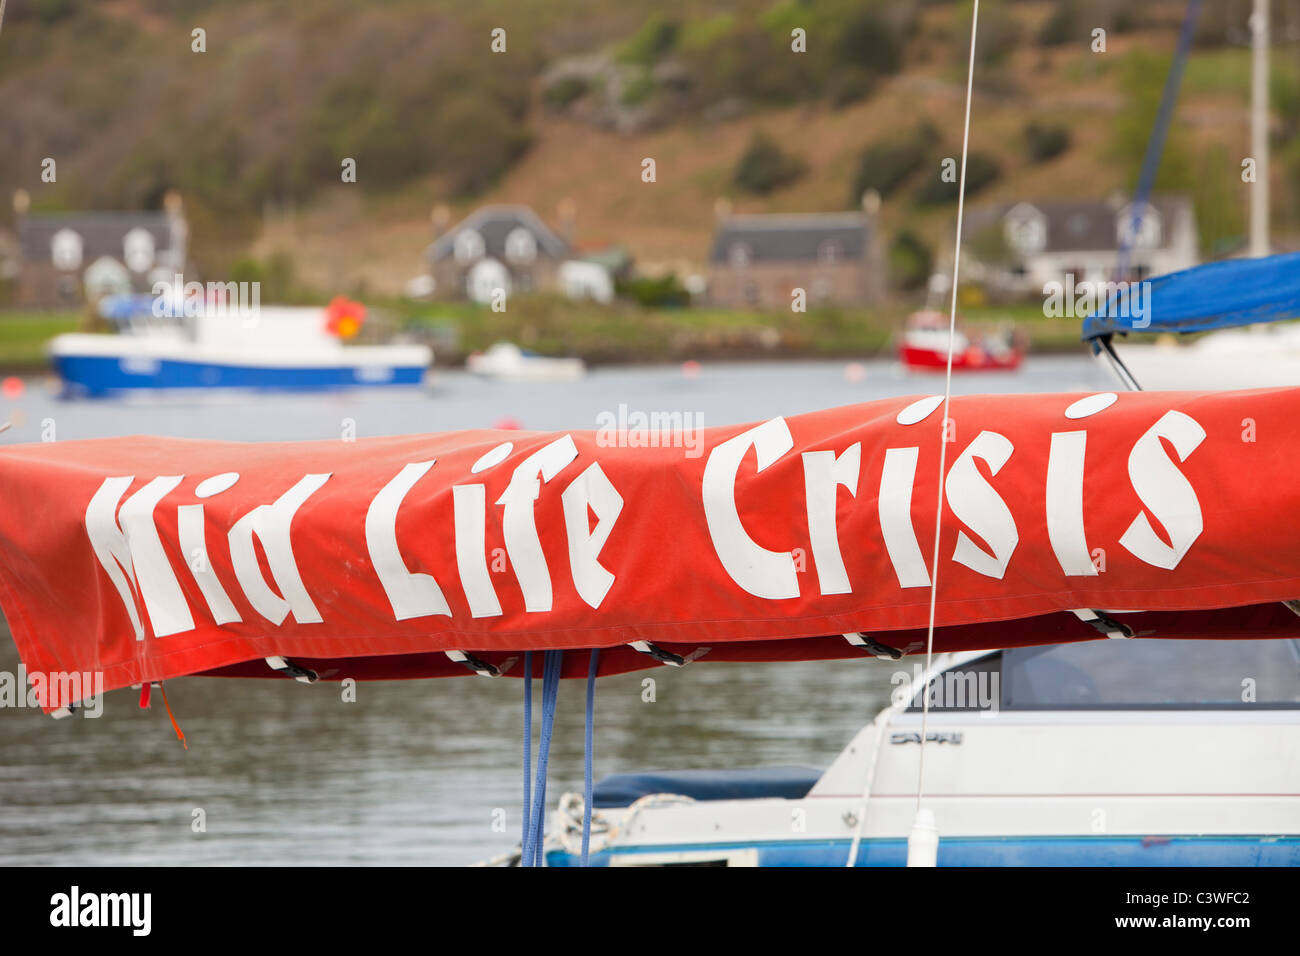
top-left (1250, 0), bottom-right (1271, 257)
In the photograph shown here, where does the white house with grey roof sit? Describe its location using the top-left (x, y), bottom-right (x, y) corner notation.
top-left (13, 193), bottom-right (188, 308)
top-left (425, 204), bottom-right (586, 305)
top-left (965, 195), bottom-right (1198, 296)
top-left (707, 205), bottom-right (882, 309)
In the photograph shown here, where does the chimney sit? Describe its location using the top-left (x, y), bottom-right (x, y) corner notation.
top-left (162, 190), bottom-right (188, 270)
top-left (557, 197), bottom-right (576, 243)
top-left (860, 189), bottom-right (881, 217)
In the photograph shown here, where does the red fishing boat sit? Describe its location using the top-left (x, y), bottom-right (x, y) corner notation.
top-left (899, 310), bottom-right (1024, 371)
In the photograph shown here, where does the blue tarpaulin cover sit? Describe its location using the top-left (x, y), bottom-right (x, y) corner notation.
top-left (1081, 251), bottom-right (1300, 340)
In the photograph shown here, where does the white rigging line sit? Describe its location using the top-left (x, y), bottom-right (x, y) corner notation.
top-left (915, 0), bottom-right (980, 816)
top-left (845, 2), bottom-right (980, 869)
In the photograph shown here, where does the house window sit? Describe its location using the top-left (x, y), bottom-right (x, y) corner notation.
top-left (454, 229), bottom-right (485, 265)
top-left (729, 243), bottom-right (752, 268)
top-left (816, 240), bottom-right (840, 265)
top-left (504, 227), bottom-right (537, 265)
top-left (1117, 205), bottom-right (1161, 249)
top-left (1005, 216), bottom-right (1046, 255)
top-left (812, 278), bottom-right (832, 303)
top-left (51, 229), bottom-right (84, 271)
top-left (123, 228), bottom-right (156, 273)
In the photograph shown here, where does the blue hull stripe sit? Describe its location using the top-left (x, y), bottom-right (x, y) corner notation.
top-left (547, 835), bottom-right (1300, 867)
top-left (53, 354), bottom-right (426, 395)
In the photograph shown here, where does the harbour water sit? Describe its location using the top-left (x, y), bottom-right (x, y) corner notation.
top-left (0, 355), bottom-right (1116, 865)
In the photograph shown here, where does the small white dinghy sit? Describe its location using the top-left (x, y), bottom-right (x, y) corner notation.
top-left (466, 342), bottom-right (585, 383)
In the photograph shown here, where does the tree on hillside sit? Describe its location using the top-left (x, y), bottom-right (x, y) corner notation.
top-left (732, 132), bottom-right (807, 195)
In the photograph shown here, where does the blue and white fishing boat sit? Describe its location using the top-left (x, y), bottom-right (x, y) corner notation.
top-left (49, 294), bottom-right (432, 397)
top-left (536, 637), bottom-right (1300, 867)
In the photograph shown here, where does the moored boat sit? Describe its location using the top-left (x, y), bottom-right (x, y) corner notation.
top-left (899, 310), bottom-right (1023, 372)
top-left (1085, 251), bottom-right (1300, 391)
top-left (539, 637), bottom-right (1300, 866)
top-left (49, 296), bottom-right (432, 397)
top-left (466, 341), bottom-right (586, 382)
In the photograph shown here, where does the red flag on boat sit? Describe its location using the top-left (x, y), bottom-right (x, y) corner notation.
top-left (2, 388), bottom-right (1299, 710)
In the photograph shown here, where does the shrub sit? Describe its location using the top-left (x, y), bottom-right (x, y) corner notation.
top-left (827, 68), bottom-right (877, 109)
top-left (889, 230), bottom-right (934, 291)
top-left (732, 132), bottom-right (807, 195)
top-left (915, 152), bottom-right (1001, 205)
top-left (848, 127), bottom-right (936, 203)
top-left (618, 16), bottom-right (680, 64)
top-left (1038, 2), bottom-right (1078, 47)
top-left (543, 75), bottom-right (588, 112)
top-left (429, 91), bottom-right (533, 197)
top-left (1024, 121), bottom-right (1071, 162)
top-left (616, 274), bottom-right (690, 308)
top-left (835, 10), bottom-right (904, 77)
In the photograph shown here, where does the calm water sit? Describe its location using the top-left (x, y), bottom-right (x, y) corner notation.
top-left (0, 355), bottom-right (1114, 865)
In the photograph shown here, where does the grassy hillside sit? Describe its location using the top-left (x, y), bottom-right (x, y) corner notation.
top-left (2, 0), bottom-right (1298, 298)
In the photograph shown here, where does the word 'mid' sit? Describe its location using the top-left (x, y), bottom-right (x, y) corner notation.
top-left (84, 397), bottom-right (1204, 638)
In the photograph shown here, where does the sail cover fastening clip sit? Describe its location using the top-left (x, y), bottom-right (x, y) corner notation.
top-left (445, 650), bottom-right (502, 677)
top-left (844, 632), bottom-right (903, 660)
top-left (1071, 609), bottom-right (1134, 640)
top-left (627, 641), bottom-right (687, 667)
top-left (265, 656), bottom-right (319, 683)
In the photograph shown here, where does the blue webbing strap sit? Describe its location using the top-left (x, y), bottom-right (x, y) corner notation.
top-left (525, 649), bottom-right (563, 866)
top-left (581, 648), bottom-right (600, 866)
top-left (520, 651), bottom-right (533, 865)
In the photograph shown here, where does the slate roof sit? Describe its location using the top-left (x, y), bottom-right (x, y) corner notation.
top-left (709, 213), bottom-right (872, 265)
top-left (426, 205), bottom-right (570, 262)
top-left (19, 211), bottom-right (180, 263)
top-left (965, 196), bottom-right (1194, 254)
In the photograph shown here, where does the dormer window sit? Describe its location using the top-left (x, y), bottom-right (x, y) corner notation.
top-left (454, 228), bottom-right (485, 265)
top-left (729, 243), bottom-right (752, 268)
top-left (504, 227), bottom-right (537, 265)
top-left (1117, 204), bottom-right (1161, 249)
top-left (1004, 215), bottom-right (1046, 255)
top-left (51, 229), bottom-right (84, 271)
top-left (817, 240), bottom-right (840, 265)
top-left (123, 228), bottom-right (155, 273)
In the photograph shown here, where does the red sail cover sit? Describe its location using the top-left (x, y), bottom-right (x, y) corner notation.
top-left (1, 389), bottom-right (1299, 710)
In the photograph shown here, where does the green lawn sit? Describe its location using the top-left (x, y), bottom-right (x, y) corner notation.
top-left (401, 297), bottom-right (1087, 364)
top-left (0, 312), bottom-right (81, 370)
top-left (0, 302), bottom-right (1086, 373)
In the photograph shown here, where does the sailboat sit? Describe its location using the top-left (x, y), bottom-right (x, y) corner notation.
top-left (1085, 251), bottom-right (1300, 390)
top-left (1086, 0), bottom-right (1291, 392)
top-left (1, 389), bottom-right (1300, 866)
